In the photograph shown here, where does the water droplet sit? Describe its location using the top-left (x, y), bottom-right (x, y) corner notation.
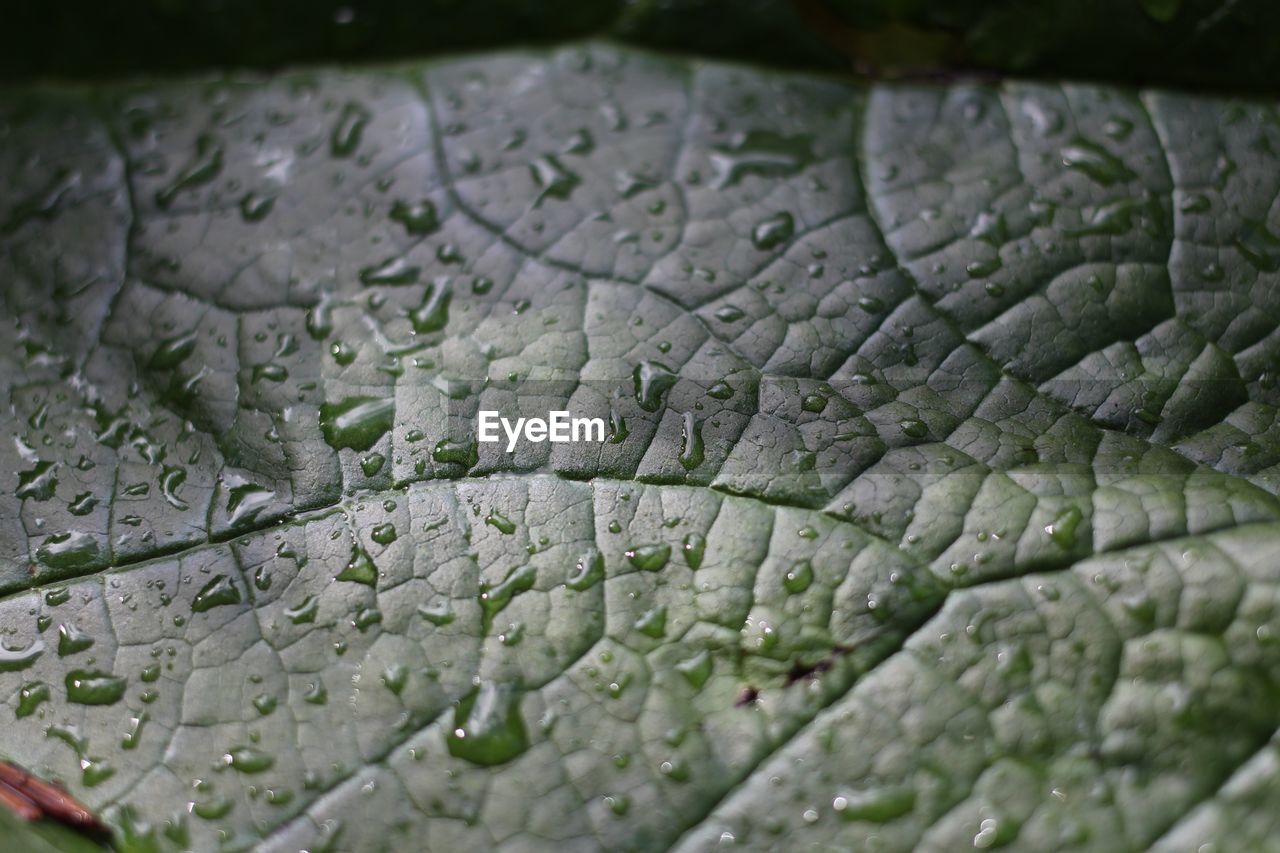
top-left (361, 453), bottom-right (386, 477)
top-left (335, 540), bottom-right (379, 587)
top-left (56, 623), bottom-right (94, 657)
top-left (707, 381), bottom-right (734, 400)
top-left (433, 438), bottom-right (477, 467)
top-left (16, 682), bottom-right (51, 718)
top-left (682, 532), bottom-right (706, 570)
top-left (634, 361), bottom-right (677, 412)
top-left (530, 155), bottom-right (580, 206)
top-left (626, 543), bottom-right (671, 572)
top-left (832, 785), bottom-right (916, 822)
top-left (479, 564), bottom-right (537, 626)
top-left (331, 102), bottom-right (372, 157)
top-left (567, 548), bottom-right (604, 591)
top-left (389, 198), bottom-right (439, 235)
top-left (306, 294), bottom-right (336, 340)
top-left (16, 461), bottom-right (57, 501)
top-left (225, 746), bottom-right (274, 774)
top-left (239, 192), bottom-right (275, 222)
top-left (410, 278), bottom-right (452, 333)
top-left (252, 362), bottom-right (288, 383)
top-left (783, 560), bottom-right (813, 594)
top-left (148, 331), bottom-right (198, 370)
top-left (45, 588), bottom-right (72, 606)
top-left (615, 169), bottom-right (657, 198)
top-left (485, 511), bottom-right (516, 535)
top-left (304, 681), bottom-right (328, 705)
top-left (160, 466), bottom-right (189, 511)
top-left (607, 406), bottom-right (629, 444)
top-left (634, 605), bottom-right (667, 638)
top-left (563, 128), bottom-right (594, 154)
top-left (82, 758), bottom-right (115, 787)
top-left (286, 596), bottom-right (319, 624)
top-left (678, 412), bottom-right (704, 471)
top-left (418, 601), bottom-right (456, 625)
top-left (675, 651), bottom-right (712, 689)
top-left (383, 663), bottom-right (409, 695)
top-left (192, 574), bottom-right (242, 613)
top-left (66, 669), bottom-right (127, 705)
top-left (319, 396), bottom-right (394, 451)
top-left (36, 531), bottom-right (100, 571)
top-left (1060, 139), bottom-right (1135, 186)
top-left (965, 257), bottom-right (1002, 278)
top-left (193, 796), bottom-right (234, 821)
top-left (710, 130), bottom-right (815, 189)
top-left (751, 212), bottom-right (795, 250)
top-left (1045, 505), bottom-right (1083, 549)
top-left (447, 681), bottom-right (529, 766)
top-left (969, 211), bottom-right (1007, 244)
top-left (155, 134), bottom-right (223, 209)
top-left (359, 256), bottom-right (420, 286)
top-left (801, 393), bottom-right (828, 413)
top-left (899, 419), bottom-right (928, 439)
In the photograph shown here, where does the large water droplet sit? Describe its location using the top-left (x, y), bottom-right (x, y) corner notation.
top-left (678, 412), bottom-right (704, 471)
top-left (530, 155), bottom-right (580, 206)
top-left (319, 396), bottom-right (394, 451)
top-left (709, 130), bottom-right (816, 189)
top-left (682, 532), bottom-right (706, 569)
top-left (56, 623), bottom-right (94, 656)
top-left (626, 543), bottom-right (671, 572)
top-left (751, 211), bottom-right (795, 250)
top-left (480, 564), bottom-right (537, 627)
top-left (634, 361), bottom-right (677, 412)
top-left (447, 681), bottom-right (529, 766)
top-left (66, 669), bottom-right (127, 705)
top-left (390, 198), bottom-right (439, 235)
top-left (36, 531), bottom-right (100, 571)
top-left (16, 681), bottom-right (51, 717)
top-left (337, 542), bottom-right (379, 587)
top-left (832, 785), bottom-right (916, 822)
top-left (148, 331), bottom-right (198, 370)
top-left (192, 574), bottom-right (243, 613)
top-left (566, 547), bottom-right (604, 591)
top-left (16, 461), bottom-right (57, 502)
top-left (0, 640), bottom-right (44, 673)
top-left (224, 746), bottom-right (275, 774)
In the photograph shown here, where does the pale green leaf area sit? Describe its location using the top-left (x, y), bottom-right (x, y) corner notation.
top-left (3, 44), bottom-right (1280, 851)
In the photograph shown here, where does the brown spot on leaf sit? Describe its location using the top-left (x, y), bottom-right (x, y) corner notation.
top-left (0, 760), bottom-right (110, 840)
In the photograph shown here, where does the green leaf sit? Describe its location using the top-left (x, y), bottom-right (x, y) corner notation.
top-left (3, 44), bottom-right (1280, 851)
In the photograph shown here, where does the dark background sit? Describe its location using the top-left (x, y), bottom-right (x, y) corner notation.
top-left (4, 0), bottom-right (1279, 92)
